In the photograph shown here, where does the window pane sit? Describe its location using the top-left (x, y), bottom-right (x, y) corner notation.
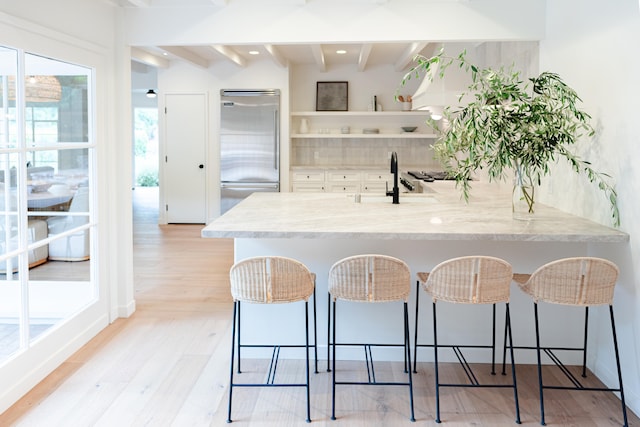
top-left (0, 46), bottom-right (18, 149)
top-left (25, 54), bottom-right (90, 146)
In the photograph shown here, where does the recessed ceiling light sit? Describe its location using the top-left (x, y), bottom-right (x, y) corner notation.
top-left (162, 52), bottom-right (168, 56)
top-left (249, 50), bottom-right (260, 55)
top-left (336, 49), bottom-right (347, 55)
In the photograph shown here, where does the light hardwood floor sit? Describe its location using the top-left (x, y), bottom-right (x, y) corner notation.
top-left (0, 187), bottom-right (636, 426)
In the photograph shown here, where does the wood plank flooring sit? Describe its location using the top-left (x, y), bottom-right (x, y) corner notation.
top-left (0, 186), bottom-right (636, 426)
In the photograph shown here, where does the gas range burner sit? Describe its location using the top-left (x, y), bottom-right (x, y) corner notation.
top-left (408, 171), bottom-right (455, 181)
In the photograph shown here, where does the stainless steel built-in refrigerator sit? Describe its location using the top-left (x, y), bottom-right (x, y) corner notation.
top-left (219, 89), bottom-right (280, 215)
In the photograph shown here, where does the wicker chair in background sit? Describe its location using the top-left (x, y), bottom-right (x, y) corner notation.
top-left (327, 254), bottom-right (415, 422)
top-left (513, 257), bottom-right (628, 427)
top-left (227, 256), bottom-right (317, 423)
top-left (417, 256), bottom-right (521, 424)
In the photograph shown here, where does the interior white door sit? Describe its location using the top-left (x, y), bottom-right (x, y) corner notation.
top-left (164, 93), bottom-right (207, 223)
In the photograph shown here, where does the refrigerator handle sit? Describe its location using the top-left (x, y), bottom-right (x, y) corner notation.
top-left (274, 109), bottom-right (279, 171)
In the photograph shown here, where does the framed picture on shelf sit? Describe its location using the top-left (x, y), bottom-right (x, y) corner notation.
top-left (316, 81), bottom-right (348, 111)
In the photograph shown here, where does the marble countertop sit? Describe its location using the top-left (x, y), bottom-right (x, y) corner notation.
top-left (201, 182), bottom-right (628, 242)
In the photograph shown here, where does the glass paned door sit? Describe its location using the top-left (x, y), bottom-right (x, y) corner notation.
top-left (0, 48), bottom-right (95, 363)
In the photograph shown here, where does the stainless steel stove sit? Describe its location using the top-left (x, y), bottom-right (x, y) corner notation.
top-left (407, 170), bottom-right (455, 181)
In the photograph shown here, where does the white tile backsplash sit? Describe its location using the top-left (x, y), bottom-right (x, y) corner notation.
top-left (291, 137), bottom-right (440, 170)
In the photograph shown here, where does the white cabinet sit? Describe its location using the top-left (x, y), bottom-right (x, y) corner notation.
top-left (291, 169), bottom-right (392, 194)
top-left (362, 171), bottom-right (393, 193)
top-left (291, 170), bottom-right (325, 192)
top-left (291, 170), bottom-right (326, 192)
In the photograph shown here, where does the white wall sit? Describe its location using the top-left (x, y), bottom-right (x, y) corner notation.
top-left (541, 0), bottom-right (640, 416)
top-left (158, 59), bottom-right (289, 222)
top-left (0, 0), bottom-right (135, 414)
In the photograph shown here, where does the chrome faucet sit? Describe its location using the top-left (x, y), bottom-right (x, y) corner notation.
top-left (386, 151), bottom-right (400, 204)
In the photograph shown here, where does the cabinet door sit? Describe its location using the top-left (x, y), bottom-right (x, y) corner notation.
top-left (363, 171), bottom-right (393, 182)
top-left (362, 182), bottom-right (387, 193)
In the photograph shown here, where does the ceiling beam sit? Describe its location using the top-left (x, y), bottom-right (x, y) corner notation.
top-left (357, 43), bottom-right (373, 72)
top-left (264, 44), bottom-right (288, 68)
top-left (310, 44), bottom-right (326, 72)
top-left (131, 47), bottom-right (170, 68)
top-left (394, 42), bottom-right (428, 71)
top-left (159, 46), bottom-right (210, 68)
top-left (211, 45), bottom-right (247, 67)
top-left (122, 0), bottom-right (151, 6)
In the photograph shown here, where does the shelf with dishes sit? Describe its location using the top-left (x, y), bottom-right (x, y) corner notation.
top-left (290, 132), bottom-right (436, 139)
top-left (291, 110), bottom-right (435, 139)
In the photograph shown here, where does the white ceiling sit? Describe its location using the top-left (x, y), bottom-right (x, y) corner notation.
top-left (132, 42), bottom-right (439, 72)
top-left (120, 0), bottom-right (444, 71)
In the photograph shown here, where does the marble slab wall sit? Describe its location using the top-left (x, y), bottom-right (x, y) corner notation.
top-left (291, 137), bottom-right (440, 169)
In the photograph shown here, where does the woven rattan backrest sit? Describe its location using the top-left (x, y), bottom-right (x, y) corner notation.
top-left (328, 254), bottom-right (411, 303)
top-left (424, 256), bottom-right (513, 304)
top-left (519, 257), bottom-right (619, 306)
top-left (230, 256), bottom-right (315, 304)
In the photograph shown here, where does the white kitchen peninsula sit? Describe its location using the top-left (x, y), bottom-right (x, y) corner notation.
top-left (201, 183), bottom-right (628, 363)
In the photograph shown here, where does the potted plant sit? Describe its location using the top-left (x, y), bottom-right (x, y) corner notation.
top-left (400, 49), bottom-right (619, 226)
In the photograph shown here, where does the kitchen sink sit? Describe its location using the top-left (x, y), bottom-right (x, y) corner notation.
top-left (348, 194), bottom-right (438, 204)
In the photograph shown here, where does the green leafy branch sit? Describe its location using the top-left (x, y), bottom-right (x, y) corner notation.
top-left (400, 48), bottom-right (619, 227)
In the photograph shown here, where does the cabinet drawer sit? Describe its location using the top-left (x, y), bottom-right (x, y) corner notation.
top-left (361, 182), bottom-right (387, 193)
top-left (328, 183), bottom-right (360, 193)
top-left (292, 171), bottom-right (325, 182)
top-left (363, 171), bottom-right (393, 182)
top-left (326, 170), bottom-right (361, 182)
top-left (292, 182), bottom-right (326, 192)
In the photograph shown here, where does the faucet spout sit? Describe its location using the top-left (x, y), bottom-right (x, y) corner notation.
top-left (387, 151), bottom-right (400, 204)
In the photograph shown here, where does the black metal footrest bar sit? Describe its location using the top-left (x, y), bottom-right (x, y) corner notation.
top-left (364, 344), bottom-right (375, 383)
top-left (236, 344), bottom-right (314, 385)
top-left (452, 346), bottom-right (479, 386)
top-left (267, 346), bottom-right (280, 384)
top-left (331, 342), bottom-right (407, 386)
top-left (504, 345), bottom-right (589, 387)
top-left (335, 381), bottom-right (411, 386)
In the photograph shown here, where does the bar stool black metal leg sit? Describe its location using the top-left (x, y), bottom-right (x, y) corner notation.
top-left (404, 302), bottom-right (416, 422)
top-left (582, 306), bottom-right (589, 378)
top-left (413, 280), bottom-right (420, 373)
top-left (331, 300), bottom-right (337, 420)
top-left (501, 309), bottom-right (508, 375)
top-left (327, 292), bottom-right (332, 372)
top-left (313, 288), bottom-right (318, 374)
top-left (534, 302), bottom-right (546, 426)
top-left (506, 303), bottom-right (521, 424)
top-left (237, 301), bottom-right (242, 374)
top-left (305, 301), bottom-right (311, 423)
top-left (433, 301), bottom-right (441, 424)
top-left (227, 301), bottom-right (238, 423)
top-left (610, 305), bottom-right (629, 427)
top-left (491, 303), bottom-right (496, 375)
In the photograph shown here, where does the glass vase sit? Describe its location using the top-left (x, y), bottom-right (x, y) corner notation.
top-left (512, 166), bottom-right (535, 220)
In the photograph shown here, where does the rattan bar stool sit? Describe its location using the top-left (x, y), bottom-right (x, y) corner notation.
top-left (226, 256), bottom-right (317, 423)
top-left (328, 254), bottom-right (415, 422)
top-left (512, 257), bottom-right (628, 426)
top-left (417, 256), bottom-right (520, 424)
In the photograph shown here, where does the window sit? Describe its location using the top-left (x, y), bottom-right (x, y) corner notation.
top-left (0, 47), bottom-right (96, 362)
